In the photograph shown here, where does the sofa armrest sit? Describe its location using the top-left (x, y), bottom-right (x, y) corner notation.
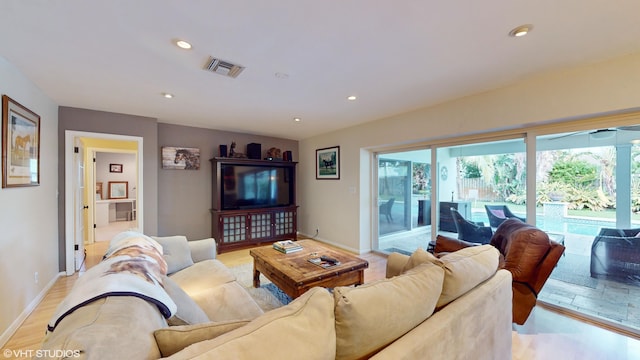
top-left (386, 252), bottom-right (410, 278)
top-left (188, 238), bottom-right (217, 262)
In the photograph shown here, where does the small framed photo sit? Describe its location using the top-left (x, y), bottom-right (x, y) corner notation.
top-left (2, 95), bottom-right (40, 187)
top-left (316, 146), bottom-right (340, 180)
top-left (109, 163), bottom-right (123, 173)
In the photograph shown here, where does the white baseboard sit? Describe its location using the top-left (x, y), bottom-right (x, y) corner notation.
top-left (300, 233), bottom-right (369, 254)
top-left (0, 272), bottom-right (64, 348)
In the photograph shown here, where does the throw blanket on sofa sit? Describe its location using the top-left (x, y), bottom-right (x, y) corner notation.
top-left (47, 233), bottom-right (176, 332)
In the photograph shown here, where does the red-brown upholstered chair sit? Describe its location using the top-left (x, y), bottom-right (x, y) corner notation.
top-left (435, 218), bottom-right (565, 325)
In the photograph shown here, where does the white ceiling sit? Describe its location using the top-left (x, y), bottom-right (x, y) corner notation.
top-left (1, 1), bottom-right (640, 140)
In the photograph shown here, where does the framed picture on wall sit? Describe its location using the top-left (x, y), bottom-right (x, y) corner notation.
top-left (161, 146), bottom-right (201, 170)
top-left (2, 95), bottom-right (40, 187)
top-left (108, 181), bottom-right (128, 199)
top-left (110, 163), bottom-right (123, 173)
top-left (316, 146), bottom-right (340, 180)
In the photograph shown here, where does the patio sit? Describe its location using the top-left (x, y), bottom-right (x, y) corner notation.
top-left (539, 233), bottom-right (640, 331)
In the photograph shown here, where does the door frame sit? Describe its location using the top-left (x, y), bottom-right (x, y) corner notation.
top-left (64, 130), bottom-right (144, 275)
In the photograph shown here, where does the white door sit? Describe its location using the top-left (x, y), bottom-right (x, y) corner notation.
top-left (73, 138), bottom-right (86, 271)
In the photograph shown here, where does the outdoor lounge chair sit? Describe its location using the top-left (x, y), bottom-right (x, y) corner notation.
top-left (591, 227), bottom-right (640, 282)
top-left (379, 198), bottom-right (395, 222)
top-left (450, 207), bottom-right (493, 244)
top-left (485, 204), bottom-right (526, 228)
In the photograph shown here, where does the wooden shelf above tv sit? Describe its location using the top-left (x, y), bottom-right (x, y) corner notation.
top-left (210, 157), bottom-right (298, 164)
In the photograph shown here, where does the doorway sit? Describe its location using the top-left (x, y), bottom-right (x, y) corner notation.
top-left (93, 151), bottom-right (138, 243)
top-left (64, 130), bottom-right (143, 275)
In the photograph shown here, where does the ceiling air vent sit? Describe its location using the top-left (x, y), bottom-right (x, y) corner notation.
top-left (203, 57), bottom-right (245, 78)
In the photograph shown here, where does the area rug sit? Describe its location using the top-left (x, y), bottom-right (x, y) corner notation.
top-left (549, 253), bottom-right (599, 289)
top-left (227, 263), bottom-right (292, 312)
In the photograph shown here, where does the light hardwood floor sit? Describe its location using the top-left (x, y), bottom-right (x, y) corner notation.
top-left (3, 240), bottom-right (640, 359)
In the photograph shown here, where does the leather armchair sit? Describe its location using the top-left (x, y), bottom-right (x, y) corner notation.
top-left (435, 218), bottom-right (565, 325)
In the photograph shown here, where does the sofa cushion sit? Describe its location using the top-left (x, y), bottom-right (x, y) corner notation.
top-left (163, 276), bottom-right (210, 326)
top-left (165, 287), bottom-right (336, 360)
top-left (168, 259), bottom-right (263, 322)
top-left (190, 281), bottom-right (265, 322)
top-left (154, 319), bottom-right (249, 357)
top-left (436, 244), bottom-right (500, 308)
top-left (152, 235), bottom-right (194, 274)
top-left (168, 259), bottom-right (235, 294)
top-left (401, 247), bottom-right (438, 273)
top-left (334, 263), bottom-right (444, 360)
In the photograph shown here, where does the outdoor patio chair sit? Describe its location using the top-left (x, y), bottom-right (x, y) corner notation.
top-left (590, 227), bottom-right (640, 282)
top-left (450, 207), bottom-right (493, 244)
top-left (485, 204), bottom-right (526, 228)
top-left (379, 198), bottom-right (395, 222)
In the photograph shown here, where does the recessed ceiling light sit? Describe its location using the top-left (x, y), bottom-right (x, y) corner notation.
top-left (347, 95), bottom-right (357, 101)
top-left (293, 117), bottom-right (302, 123)
top-left (175, 40), bottom-right (192, 49)
top-left (162, 92), bottom-right (174, 99)
top-left (509, 25), bottom-right (533, 37)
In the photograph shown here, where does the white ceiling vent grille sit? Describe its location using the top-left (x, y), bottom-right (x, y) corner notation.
top-left (203, 57), bottom-right (245, 78)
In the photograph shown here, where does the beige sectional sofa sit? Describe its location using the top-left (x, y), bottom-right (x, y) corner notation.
top-left (40, 233), bottom-right (512, 359)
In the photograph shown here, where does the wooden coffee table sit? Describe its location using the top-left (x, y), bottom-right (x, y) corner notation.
top-left (249, 239), bottom-right (369, 299)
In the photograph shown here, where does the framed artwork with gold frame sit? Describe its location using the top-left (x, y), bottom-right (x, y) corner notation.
top-left (108, 181), bottom-right (128, 199)
top-left (2, 95), bottom-right (40, 187)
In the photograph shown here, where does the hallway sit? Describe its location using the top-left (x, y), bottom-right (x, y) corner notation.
top-left (94, 220), bottom-right (137, 242)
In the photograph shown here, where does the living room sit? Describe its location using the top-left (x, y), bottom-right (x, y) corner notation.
top-left (2, 1), bottom-right (640, 358)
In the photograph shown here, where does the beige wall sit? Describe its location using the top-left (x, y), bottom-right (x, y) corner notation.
top-left (298, 52), bottom-right (640, 253)
top-left (0, 56), bottom-right (59, 344)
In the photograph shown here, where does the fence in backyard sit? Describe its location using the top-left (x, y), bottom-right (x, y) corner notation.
top-left (381, 175), bottom-right (501, 202)
top-left (458, 178), bottom-right (499, 202)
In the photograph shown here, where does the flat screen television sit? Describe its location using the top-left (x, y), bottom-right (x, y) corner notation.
top-left (220, 163), bottom-right (294, 210)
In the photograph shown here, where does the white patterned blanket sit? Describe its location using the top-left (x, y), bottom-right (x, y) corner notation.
top-left (47, 233), bottom-right (176, 332)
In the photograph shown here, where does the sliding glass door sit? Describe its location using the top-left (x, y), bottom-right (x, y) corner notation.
top-left (375, 149), bottom-right (431, 255)
top-left (535, 128), bottom-right (640, 332)
top-left (373, 121), bottom-right (640, 334)
top-left (435, 138), bottom-right (526, 240)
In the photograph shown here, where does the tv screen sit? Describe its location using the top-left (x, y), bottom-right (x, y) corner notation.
top-left (221, 164), bottom-right (293, 210)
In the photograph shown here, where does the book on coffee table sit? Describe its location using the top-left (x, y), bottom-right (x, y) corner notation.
top-left (308, 257), bottom-right (341, 269)
top-left (273, 240), bottom-right (303, 254)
